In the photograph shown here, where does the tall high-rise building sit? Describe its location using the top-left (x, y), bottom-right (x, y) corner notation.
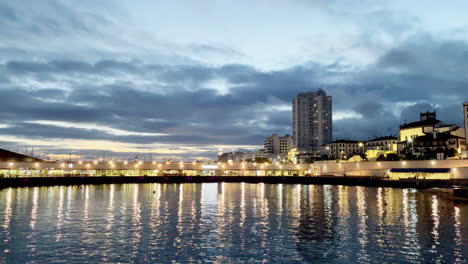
top-left (292, 89), bottom-right (332, 150)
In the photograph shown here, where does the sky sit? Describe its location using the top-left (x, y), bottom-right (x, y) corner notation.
top-left (1, 0), bottom-right (468, 160)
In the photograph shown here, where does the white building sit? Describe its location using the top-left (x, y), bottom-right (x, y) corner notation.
top-left (365, 136), bottom-right (398, 151)
top-left (292, 89), bottom-right (332, 150)
top-left (325, 140), bottom-right (365, 160)
top-left (264, 134), bottom-right (293, 156)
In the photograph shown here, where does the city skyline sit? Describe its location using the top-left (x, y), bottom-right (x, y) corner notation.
top-left (1, 1), bottom-right (468, 160)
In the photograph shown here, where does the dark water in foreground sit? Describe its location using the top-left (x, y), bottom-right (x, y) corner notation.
top-left (0, 183), bottom-right (467, 263)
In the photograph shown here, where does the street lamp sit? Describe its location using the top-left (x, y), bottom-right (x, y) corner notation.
top-left (408, 138), bottom-right (414, 154)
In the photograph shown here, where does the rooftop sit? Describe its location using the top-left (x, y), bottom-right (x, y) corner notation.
top-left (367, 136), bottom-right (397, 142)
top-left (400, 119), bottom-right (441, 129)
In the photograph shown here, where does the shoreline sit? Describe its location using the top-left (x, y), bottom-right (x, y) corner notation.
top-left (1, 175), bottom-right (467, 189)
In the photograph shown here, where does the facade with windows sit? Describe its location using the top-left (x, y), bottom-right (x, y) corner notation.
top-left (366, 136), bottom-right (398, 151)
top-left (292, 90), bottom-right (332, 150)
top-left (264, 134), bottom-right (293, 156)
top-left (325, 140), bottom-right (365, 160)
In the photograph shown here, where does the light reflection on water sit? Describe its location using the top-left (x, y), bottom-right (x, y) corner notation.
top-left (0, 183), bottom-right (467, 263)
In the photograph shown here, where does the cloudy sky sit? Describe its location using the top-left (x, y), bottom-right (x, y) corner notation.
top-left (1, 0), bottom-right (467, 160)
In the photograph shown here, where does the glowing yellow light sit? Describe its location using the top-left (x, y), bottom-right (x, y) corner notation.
top-left (35, 163), bottom-right (40, 167)
top-left (94, 160), bottom-right (98, 164)
top-left (111, 164), bottom-right (115, 168)
top-left (431, 161), bottom-right (436, 165)
top-left (78, 161), bottom-right (82, 164)
top-left (86, 164), bottom-right (91, 168)
top-left (139, 161), bottom-right (143, 165)
top-left (152, 161), bottom-right (156, 165)
top-left (8, 162), bottom-right (14, 166)
top-left (158, 164), bottom-right (162, 168)
top-left (124, 161), bottom-right (128, 165)
top-left (192, 161), bottom-right (196, 165)
top-left (68, 164), bottom-right (73, 169)
top-left (60, 163), bottom-right (65, 167)
top-left (166, 161), bottom-right (170, 165)
top-left (134, 164), bottom-right (139, 168)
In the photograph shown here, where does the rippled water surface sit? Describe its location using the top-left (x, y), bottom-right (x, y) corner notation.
top-left (0, 183), bottom-right (467, 263)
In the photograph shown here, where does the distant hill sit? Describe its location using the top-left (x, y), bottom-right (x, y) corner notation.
top-left (0, 149), bottom-right (43, 162)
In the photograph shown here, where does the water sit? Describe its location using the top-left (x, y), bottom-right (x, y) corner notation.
top-left (0, 183), bottom-right (467, 263)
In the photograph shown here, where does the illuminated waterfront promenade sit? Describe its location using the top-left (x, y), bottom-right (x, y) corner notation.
top-left (1, 160), bottom-right (468, 179)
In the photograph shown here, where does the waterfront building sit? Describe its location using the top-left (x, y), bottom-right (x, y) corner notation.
top-left (288, 148), bottom-right (321, 164)
top-left (292, 89), bottom-right (332, 150)
top-left (324, 139), bottom-right (365, 160)
top-left (365, 136), bottom-right (398, 151)
top-left (365, 136), bottom-right (398, 160)
top-left (399, 111), bottom-right (442, 142)
top-left (398, 111), bottom-right (466, 158)
top-left (264, 134), bottom-right (293, 156)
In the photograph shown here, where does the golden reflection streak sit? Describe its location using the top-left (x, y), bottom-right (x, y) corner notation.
top-left (150, 184), bottom-right (161, 231)
top-left (240, 182), bottom-right (245, 227)
top-left (106, 184), bottom-right (115, 232)
top-left (30, 187), bottom-right (39, 230)
top-left (177, 184), bottom-right (184, 234)
top-left (337, 186), bottom-right (350, 243)
top-left (431, 195), bottom-right (440, 248)
top-left (66, 186), bottom-right (72, 220)
top-left (277, 184), bottom-right (283, 228)
top-left (84, 185), bottom-right (89, 221)
top-left (454, 206), bottom-right (462, 261)
top-left (408, 189), bottom-right (421, 257)
top-left (3, 188), bottom-right (13, 232)
top-left (376, 188), bottom-right (384, 248)
top-left (356, 187), bottom-right (368, 261)
top-left (132, 184), bottom-right (142, 256)
top-left (56, 186), bottom-right (64, 241)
